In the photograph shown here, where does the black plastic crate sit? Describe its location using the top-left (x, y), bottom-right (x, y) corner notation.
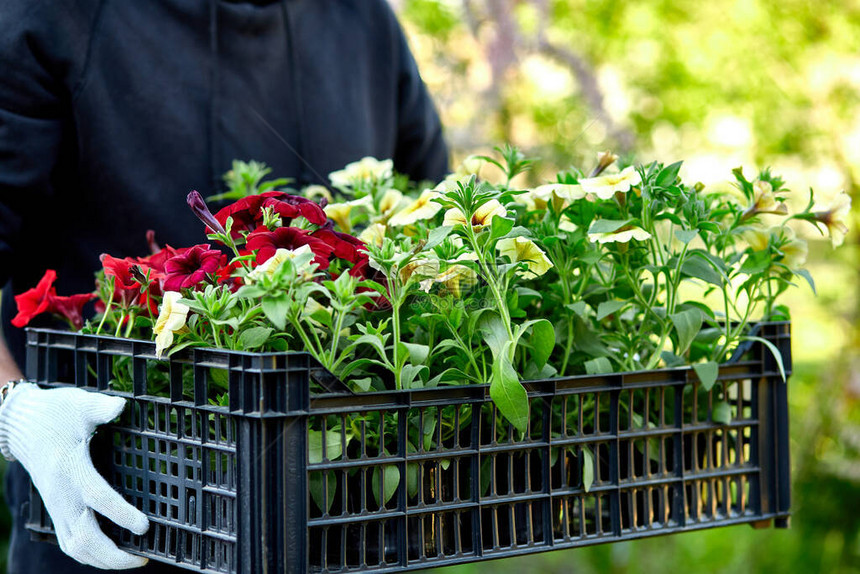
top-left (23, 323), bottom-right (792, 573)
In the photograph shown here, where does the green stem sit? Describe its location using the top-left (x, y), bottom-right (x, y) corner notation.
top-left (466, 227), bottom-right (514, 346)
top-left (392, 295), bottom-right (403, 391)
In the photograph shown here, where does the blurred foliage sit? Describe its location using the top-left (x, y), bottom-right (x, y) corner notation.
top-left (394, 0), bottom-right (860, 573)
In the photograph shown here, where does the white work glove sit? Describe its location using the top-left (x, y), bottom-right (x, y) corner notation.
top-left (0, 383), bottom-right (149, 569)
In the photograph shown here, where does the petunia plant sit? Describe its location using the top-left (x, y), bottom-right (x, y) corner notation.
top-left (12, 153), bottom-right (849, 437)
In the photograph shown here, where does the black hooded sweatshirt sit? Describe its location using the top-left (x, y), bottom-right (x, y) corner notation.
top-left (0, 1), bottom-right (447, 571)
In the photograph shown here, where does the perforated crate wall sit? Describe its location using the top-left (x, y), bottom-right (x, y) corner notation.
top-left (25, 323), bottom-right (791, 573)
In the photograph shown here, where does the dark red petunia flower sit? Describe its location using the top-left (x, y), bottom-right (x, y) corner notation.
top-left (11, 270), bottom-right (57, 327)
top-left (246, 227), bottom-right (334, 270)
top-left (213, 192), bottom-right (327, 239)
top-left (213, 194), bottom-right (269, 238)
top-left (261, 193), bottom-right (327, 226)
top-left (100, 254), bottom-right (143, 306)
top-left (47, 292), bottom-right (97, 330)
top-left (311, 226), bottom-right (368, 265)
top-left (163, 244), bottom-right (225, 291)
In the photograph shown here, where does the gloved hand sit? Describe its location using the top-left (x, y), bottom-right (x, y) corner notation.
top-left (0, 383), bottom-right (149, 569)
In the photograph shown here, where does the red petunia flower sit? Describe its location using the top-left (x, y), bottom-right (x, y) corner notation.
top-left (213, 192), bottom-right (327, 239)
top-left (101, 254), bottom-right (144, 306)
top-left (246, 227), bottom-right (334, 269)
top-left (311, 226), bottom-right (368, 264)
top-left (261, 193), bottom-right (327, 226)
top-left (11, 270), bottom-right (57, 327)
top-left (163, 244), bottom-right (225, 291)
top-left (47, 292), bottom-right (97, 330)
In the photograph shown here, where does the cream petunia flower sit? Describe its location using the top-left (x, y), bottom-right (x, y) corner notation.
top-left (814, 191), bottom-right (851, 247)
top-left (558, 216), bottom-right (578, 233)
top-left (378, 189), bottom-right (405, 219)
top-left (496, 236), bottom-right (554, 278)
top-left (399, 258), bottom-right (440, 292)
top-left (781, 237), bottom-right (808, 270)
top-left (246, 246), bottom-right (315, 283)
top-left (579, 166), bottom-right (642, 200)
top-left (435, 264), bottom-right (478, 297)
top-left (743, 180), bottom-right (788, 219)
top-left (329, 157), bottom-right (393, 188)
top-left (154, 291), bottom-right (190, 359)
top-left (324, 203), bottom-right (353, 232)
top-left (518, 183), bottom-right (587, 211)
top-left (588, 226), bottom-right (652, 244)
top-left (454, 155), bottom-right (485, 177)
top-left (358, 223), bottom-right (387, 247)
top-left (741, 226), bottom-right (770, 251)
top-left (302, 185), bottom-right (333, 203)
top-left (443, 199), bottom-right (507, 231)
top-left (388, 190), bottom-right (443, 226)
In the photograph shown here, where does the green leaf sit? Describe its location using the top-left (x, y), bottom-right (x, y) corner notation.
top-left (479, 314), bottom-right (509, 360)
top-left (597, 300), bottom-right (625, 321)
top-left (712, 400), bottom-right (732, 425)
top-left (490, 350), bottom-right (529, 433)
top-left (351, 377), bottom-right (373, 392)
top-left (401, 342), bottom-right (430, 365)
top-left (693, 361), bottom-right (719, 391)
top-left (681, 257), bottom-right (723, 287)
top-left (655, 161), bottom-right (682, 187)
top-left (669, 308), bottom-right (703, 356)
top-left (580, 250), bottom-right (602, 265)
top-left (584, 357), bottom-right (613, 374)
top-left (675, 229), bottom-right (699, 244)
top-left (372, 464), bottom-right (401, 506)
top-left (588, 219), bottom-right (634, 235)
top-left (740, 249), bottom-right (771, 275)
top-left (490, 216), bottom-right (516, 240)
top-left (527, 319), bottom-right (555, 370)
top-left (581, 446), bottom-right (595, 493)
top-left (742, 335), bottom-right (787, 382)
top-left (401, 364), bottom-right (428, 389)
top-left (566, 301), bottom-right (588, 317)
top-left (261, 295), bottom-right (290, 330)
top-left (795, 269), bottom-right (817, 295)
top-left (238, 326), bottom-right (273, 350)
top-left (425, 225), bottom-right (453, 250)
top-left (309, 471), bottom-right (337, 514)
top-left (697, 221), bottom-right (722, 235)
top-left (308, 429), bottom-right (343, 464)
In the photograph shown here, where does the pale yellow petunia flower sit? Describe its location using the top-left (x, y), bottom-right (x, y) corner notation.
top-left (588, 226), bottom-right (652, 244)
top-left (154, 291), bottom-right (190, 359)
top-left (388, 190), bottom-right (443, 227)
top-left (814, 191), bottom-right (851, 247)
top-left (324, 203), bottom-right (353, 232)
top-left (443, 199), bottom-right (507, 231)
top-left (246, 246), bottom-right (315, 283)
top-left (329, 157), bottom-right (393, 188)
top-left (579, 166), bottom-right (642, 200)
top-left (435, 264), bottom-right (478, 297)
top-left (358, 223), bottom-right (387, 247)
top-left (496, 236), bottom-right (554, 278)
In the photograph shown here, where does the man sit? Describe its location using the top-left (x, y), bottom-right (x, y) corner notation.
top-left (0, 0), bottom-right (448, 571)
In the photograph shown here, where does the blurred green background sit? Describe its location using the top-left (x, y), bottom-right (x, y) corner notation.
top-left (2, 0), bottom-right (859, 572)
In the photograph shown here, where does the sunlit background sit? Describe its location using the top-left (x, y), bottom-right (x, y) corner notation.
top-left (1, 1), bottom-right (859, 572)
top-left (391, 0), bottom-right (860, 572)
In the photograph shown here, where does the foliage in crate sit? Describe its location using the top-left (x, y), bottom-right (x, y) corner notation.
top-left (12, 151), bottom-right (843, 434)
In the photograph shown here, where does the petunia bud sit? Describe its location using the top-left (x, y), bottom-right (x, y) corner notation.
top-left (187, 190), bottom-right (227, 235)
top-left (590, 151), bottom-right (619, 177)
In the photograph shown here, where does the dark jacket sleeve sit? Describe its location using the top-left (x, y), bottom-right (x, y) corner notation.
top-left (0, 1), bottom-right (98, 289)
top-left (384, 5), bottom-right (449, 183)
